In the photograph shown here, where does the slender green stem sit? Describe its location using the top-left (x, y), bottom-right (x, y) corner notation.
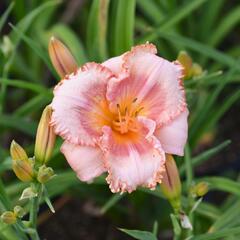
top-left (29, 183), bottom-right (42, 240)
top-left (184, 144), bottom-right (193, 190)
top-left (182, 144), bottom-right (195, 239)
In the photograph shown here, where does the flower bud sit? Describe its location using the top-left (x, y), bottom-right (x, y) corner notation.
top-left (37, 165), bottom-right (55, 183)
top-left (48, 36), bottom-right (78, 78)
top-left (20, 187), bottom-right (38, 201)
top-left (191, 63), bottom-right (203, 77)
top-left (177, 51), bottom-right (203, 79)
top-left (191, 182), bottom-right (209, 197)
top-left (10, 140), bottom-right (34, 182)
top-left (1, 211), bottom-right (16, 224)
top-left (161, 154), bottom-right (182, 212)
top-left (177, 51), bottom-right (192, 78)
top-left (0, 35), bottom-right (14, 57)
top-left (34, 105), bottom-right (56, 164)
top-left (13, 206), bottom-right (25, 218)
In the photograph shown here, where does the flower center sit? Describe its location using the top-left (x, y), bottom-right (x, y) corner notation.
top-left (112, 98), bottom-right (144, 134)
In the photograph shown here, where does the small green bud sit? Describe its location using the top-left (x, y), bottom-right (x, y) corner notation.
top-left (191, 182), bottom-right (209, 197)
top-left (34, 106), bottom-right (56, 164)
top-left (191, 63), bottom-right (203, 77)
top-left (20, 187), bottom-right (38, 201)
top-left (177, 51), bottom-right (192, 78)
top-left (1, 211), bottom-right (16, 224)
top-left (0, 36), bottom-right (14, 57)
top-left (13, 206), bottom-right (25, 218)
top-left (177, 51), bottom-right (203, 79)
top-left (10, 140), bottom-right (34, 182)
top-left (37, 165), bottom-right (55, 183)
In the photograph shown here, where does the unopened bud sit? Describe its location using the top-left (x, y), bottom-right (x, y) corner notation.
top-left (37, 165), bottom-right (55, 183)
top-left (177, 51), bottom-right (192, 78)
top-left (161, 154), bottom-right (182, 212)
top-left (48, 36), bottom-right (78, 78)
top-left (1, 211), bottom-right (16, 224)
top-left (34, 105), bottom-right (56, 164)
top-left (10, 141), bottom-right (34, 182)
top-left (13, 206), bottom-right (25, 218)
top-left (191, 63), bottom-right (203, 77)
top-left (20, 187), bottom-right (37, 200)
top-left (0, 36), bottom-right (14, 57)
top-left (191, 182), bottom-right (209, 197)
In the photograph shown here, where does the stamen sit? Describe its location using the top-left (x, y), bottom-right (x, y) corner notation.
top-left (135, 107), bottom-right (144, 117)
top-left (132, 97), bottom-right (138, 103)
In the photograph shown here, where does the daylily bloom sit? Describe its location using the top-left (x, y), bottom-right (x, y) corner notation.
top-left (50, 43), bottom-right (188, 193)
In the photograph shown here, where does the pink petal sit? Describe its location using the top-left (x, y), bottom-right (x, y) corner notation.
top-left (51, 63), bottom-right (114, 146)
top-left (61, 141), bottom-right (106, 182)
top-left (100, 118), bottom-right (165, 193)
top-left (155, 110), bottom-right (189, 156)
top-left (102, 56), bottom-right (123, 75)
top-left (106, 43), bottom-right (187, 126)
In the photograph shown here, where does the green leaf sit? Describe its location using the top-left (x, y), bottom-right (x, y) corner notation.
top-left (189, 68), bottom-right (237, 146)
top-left (209, 6), bottom-right (240, 47)
top-left (9, 0), bottom-right (60, 46)
top-left (100, 193), bottom-right (125, 214)
top-left (136, 0), bottom-right (164, 24)
top-left (200, 89), bottom-right (240, 135)
top-left (14, 93), bottom-right (52, 117)
top-left (170, 214), bottom-right (181, 237)
top-left (87, 0), bottom-right (110, 61)
top-left (199, 177), bottom-right (240, 197)
top-left (119, 228), bottom-right (157, 240)
top-left (190, 227), bottom-right (240, 240)
top-left (0, 2), bottom-right (14, 33)
top-left (198, 0), bottom-right (224, 41)
top-left (0, 114), bottom-right (37, 136)
top-left (138, 0), bottom-right (208, 43)
top-left (146, 32), bottom-right (239, 71)
top-left (0, 78), bottom-right (48, 93)
top-left (180, 140), bottom-right (231, 175)
top-left (195, 202), bottom-right (221, 220)
top-left (9, 24), bottom-right (58, 79)
top-left (112, 0), bottom-right (136, 55)
top-left (209, 201), bottom-right (240, 232)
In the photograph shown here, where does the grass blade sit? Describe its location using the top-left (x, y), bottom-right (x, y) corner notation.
top-left (138, 0), bottom-right (208, 43)
top-left (180, 140), bottom-right (231, 175)
top-left (191, 227), bottom-right (240, 240)
top-left (119, 228), bottom-right (157, 240)
top-left (87, 0), bottom-right (110, 61)
top-left (100, 193), bottom-right (125, 214)
top-left (0, 114), bottom-right (37, 136)
top-left (199, 177), bottom-right (240, 197)
top-left (209, 6), bottom-right (240, 47)
top-left (0, 2), bottom-right (14, 32)
top-left (9, 24), bottom-right (58, 79)
top-left (112, 0), bottom-right (136, 55)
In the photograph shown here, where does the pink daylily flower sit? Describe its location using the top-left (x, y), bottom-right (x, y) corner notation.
top-left (51, 43), bottom-right (188, 193)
